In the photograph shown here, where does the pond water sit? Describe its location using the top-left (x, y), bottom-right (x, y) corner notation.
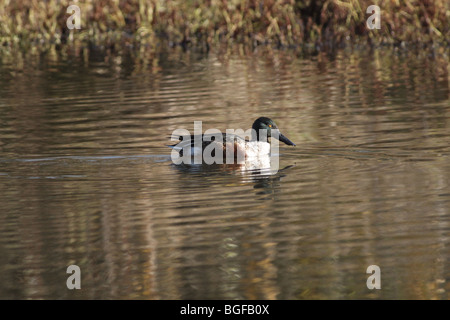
top-left (0, 46), bottom-right (448, 299)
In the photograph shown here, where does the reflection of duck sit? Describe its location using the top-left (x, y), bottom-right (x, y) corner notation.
top-left (171, 155), bottom-right (279, 175)
top-left (251, 164), bottom-right (295, 196)
top-left (171, 157), bottom-right (295, 178)
top-left (169, 117), bottom-right (295, 160)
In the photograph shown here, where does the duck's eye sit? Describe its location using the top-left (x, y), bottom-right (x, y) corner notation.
top-left (268, 124), bottom-right (272, 128)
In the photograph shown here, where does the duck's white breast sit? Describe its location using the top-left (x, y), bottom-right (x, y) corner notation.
top-left (237, 141), bottom-right (271, 158)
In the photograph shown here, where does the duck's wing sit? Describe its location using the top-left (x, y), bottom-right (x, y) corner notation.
top-left (168, 133), bottom-right (246, 152)
top-left (168, 133), bottom-right (225, 150)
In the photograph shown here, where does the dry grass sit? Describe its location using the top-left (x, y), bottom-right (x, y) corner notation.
top-left (0, 0), bottom-right (448, 51)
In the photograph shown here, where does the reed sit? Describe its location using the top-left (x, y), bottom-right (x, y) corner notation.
top-left (0, 0), bottom-right (448, 50)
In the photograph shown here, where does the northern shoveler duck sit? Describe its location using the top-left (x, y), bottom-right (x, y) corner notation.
top-left (169, 117), bottom-right (295, 161)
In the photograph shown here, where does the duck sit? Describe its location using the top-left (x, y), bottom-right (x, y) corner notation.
top-left (169, 117), bottom-right (295, 162)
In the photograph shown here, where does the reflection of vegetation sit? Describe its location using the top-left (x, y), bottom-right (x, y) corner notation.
top-left (0, 0), bottom-right (448, 51)
top-left (0, 43), bottom-right (448, 299)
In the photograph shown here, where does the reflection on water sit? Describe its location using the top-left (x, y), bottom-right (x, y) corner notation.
top-left (0, 46), bottom-right (448, 299)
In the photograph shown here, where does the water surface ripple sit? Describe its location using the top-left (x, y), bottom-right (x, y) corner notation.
top-left (0, 48), bottom-right (448, 299)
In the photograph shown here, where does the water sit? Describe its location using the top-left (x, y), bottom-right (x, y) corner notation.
top-left (0, 47), bottom-right (448, 299)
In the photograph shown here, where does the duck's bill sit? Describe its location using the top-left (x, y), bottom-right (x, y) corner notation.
top-left (278, 133), bottom-right (296, 146)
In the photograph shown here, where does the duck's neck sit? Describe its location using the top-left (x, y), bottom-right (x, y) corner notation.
top-left (251, 128), bottom-right (268, 142)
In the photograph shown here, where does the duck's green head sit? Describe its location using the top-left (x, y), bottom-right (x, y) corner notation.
top-left (252, 117), bottom-right (296, 146)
